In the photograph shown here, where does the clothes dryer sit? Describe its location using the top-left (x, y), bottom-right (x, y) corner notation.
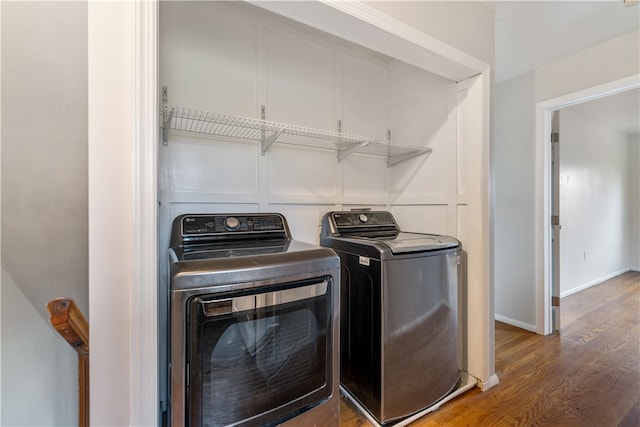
top-left (169, 213), bottom-right (340, 427)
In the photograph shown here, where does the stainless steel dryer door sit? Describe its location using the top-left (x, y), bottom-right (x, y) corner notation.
top-left (185, 278), bottom-right (334, 427)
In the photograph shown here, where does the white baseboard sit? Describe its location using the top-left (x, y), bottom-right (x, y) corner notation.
top-left (494, 314), bottom-right (537, 333)
top-left (560, 268), bottom-right (630, 298)
top-left (478, 373), bottom-right (500, 391)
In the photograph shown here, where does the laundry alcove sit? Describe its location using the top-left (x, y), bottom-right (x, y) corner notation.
top-left (154, 0), bottom-right (494, 423)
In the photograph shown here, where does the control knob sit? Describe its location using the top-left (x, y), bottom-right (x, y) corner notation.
top-left (224, 217), bottom-right (240, 231)
top-left (358, 213), bottom-right (368, 223)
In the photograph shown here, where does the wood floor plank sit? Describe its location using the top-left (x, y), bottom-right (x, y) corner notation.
top-left (618, 398), bottom-right (640, 427)
top-left (339, 271), bottom-right (640, 426)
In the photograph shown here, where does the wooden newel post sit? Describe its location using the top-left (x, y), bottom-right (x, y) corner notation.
top-left (47, 297), bottom-right (89, 427)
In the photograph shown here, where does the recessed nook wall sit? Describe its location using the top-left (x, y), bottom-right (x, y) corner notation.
top-left (159, 1), bottom-right (466, 236)
top-left (158, 0), bottom-right (492, 396)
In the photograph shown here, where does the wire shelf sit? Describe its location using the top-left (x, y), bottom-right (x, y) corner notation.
top-left (161, 104), bottom-right (432, 167)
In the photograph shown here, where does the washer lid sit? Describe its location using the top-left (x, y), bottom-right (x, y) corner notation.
top-left (377, 232), bottom-right (460, 254)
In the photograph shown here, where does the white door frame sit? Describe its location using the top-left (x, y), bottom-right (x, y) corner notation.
top-left (88, 1), bottom-right (158, 425)
top-left (534, 74), bottom-right (640, 335)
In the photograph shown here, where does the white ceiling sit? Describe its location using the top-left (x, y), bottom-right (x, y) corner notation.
top-left (489, 0), bottom-right (640, 135)
top-left (490, 0), bottom-right (640, 84)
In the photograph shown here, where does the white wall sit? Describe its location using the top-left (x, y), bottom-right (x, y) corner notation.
top-left (1, 269), bottom-right (77, 426)
top-left (1, 1), bottom-right (88, 320)
top-left (1, 2), bottom-right (87, 424)
top-left (535, 31), bottom-right (640, 103)
top-left (493, 73), bottom-right (537, 330)
top-left (559, 109), bottom-right (631, 296)
top-left (494, 30), bottom-right (639, 331)
top-left (630, 133), bottom-right (640, 271)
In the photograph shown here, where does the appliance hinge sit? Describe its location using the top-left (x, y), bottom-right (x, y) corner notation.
top-left (552, 296), bottom-right (560, 307)
top-left (260, 105), bottom-right (266, 121)
top-left (551, 132), bottom-right (559, 143)
top-left (337, 119), bottom-right (342, 133)
top-left (551, 215), bottom-right (560, 226)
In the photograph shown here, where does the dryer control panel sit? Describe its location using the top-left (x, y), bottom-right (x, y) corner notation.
top-left (171, 213), bottom-right (290, 246)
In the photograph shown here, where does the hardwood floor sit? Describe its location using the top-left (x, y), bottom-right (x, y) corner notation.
top-left (339, 271), bottom-right (640, 427)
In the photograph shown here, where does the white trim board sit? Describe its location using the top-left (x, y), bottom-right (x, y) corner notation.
top-left (0, 1), bottom-right (3, 421)
top-left (130, 0), bottom-right (158, 424)
top-left (480, 374), bottom-right (500, 392)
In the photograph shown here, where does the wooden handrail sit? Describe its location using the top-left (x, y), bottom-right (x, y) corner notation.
top-left (47, 297), bottom-right (89, 427)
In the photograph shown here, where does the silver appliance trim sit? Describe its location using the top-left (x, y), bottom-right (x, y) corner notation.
top-left (198, 280), bottom-right (329, 317)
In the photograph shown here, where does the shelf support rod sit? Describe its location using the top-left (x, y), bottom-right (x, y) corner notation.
top-left (260, 127), bottom-right (287, 155)
top-left (387, 148), bottom-right (432, 167)
top-left (162, 107), bottom-right (175, 146)
top-left (337, 140), bottom-right (371, 163)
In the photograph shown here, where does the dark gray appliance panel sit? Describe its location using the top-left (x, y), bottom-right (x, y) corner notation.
top-left (337, 252), bottom-right (382, 419)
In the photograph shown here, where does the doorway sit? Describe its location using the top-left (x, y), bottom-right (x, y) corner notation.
top-left (536, 74), bottom-right (640, 334)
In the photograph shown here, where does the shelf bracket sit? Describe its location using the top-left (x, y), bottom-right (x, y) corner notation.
top-left (387, 148), bottom-right (432, 167)
top-left (337, 140), bottom-right (371, 163)
top-left (260, 127), bottom-right (287, 155)
top-left (162, 107), bottom-right (175, 146)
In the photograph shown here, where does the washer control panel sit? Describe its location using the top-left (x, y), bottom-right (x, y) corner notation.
top-left (331, 211), bottom-right (396, 229)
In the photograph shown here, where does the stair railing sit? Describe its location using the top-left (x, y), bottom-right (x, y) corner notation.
top-left (47, 297), bottom-right (89, 427)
